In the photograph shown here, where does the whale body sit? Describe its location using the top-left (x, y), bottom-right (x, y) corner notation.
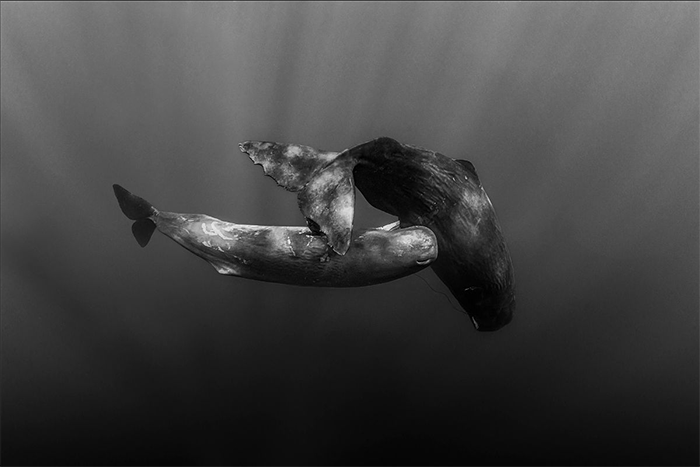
top-left (114, 136), bottom-right (514, 331)
top-left (240, 137), bottom-right (515, 331)
top-left (113, 184), bottom-right (438, 287)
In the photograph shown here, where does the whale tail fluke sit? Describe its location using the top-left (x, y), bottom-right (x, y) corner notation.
top-left (113, 184), bottom-right (158, 247)
top-left (239, 141), bottom-right (356, 255)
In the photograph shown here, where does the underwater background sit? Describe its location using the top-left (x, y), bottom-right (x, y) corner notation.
top-left (1, 2), bottom-right (698, 465)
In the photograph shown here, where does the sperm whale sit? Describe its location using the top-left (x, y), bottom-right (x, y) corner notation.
top-left (240, 137), bottom-right (515, 330)
top-left (113, 184), bottom-right (438, 287)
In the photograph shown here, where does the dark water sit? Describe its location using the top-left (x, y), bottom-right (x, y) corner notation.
top-left (1, 3), bottom-right (698, 465)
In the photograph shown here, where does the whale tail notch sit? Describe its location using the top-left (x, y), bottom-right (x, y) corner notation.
top-left (113, 184), bottom-right (157, 247)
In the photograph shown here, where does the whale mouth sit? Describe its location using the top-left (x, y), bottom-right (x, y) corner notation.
top-left (471, 313), bottom-right (512, 332)
top-left (470, 316), bottom-right (480, 330)
top-left (468, 293), bottom-right (515, 332)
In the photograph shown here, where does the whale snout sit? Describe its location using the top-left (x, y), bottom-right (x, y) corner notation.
top-left (407, 227), bottom-right (439, 267)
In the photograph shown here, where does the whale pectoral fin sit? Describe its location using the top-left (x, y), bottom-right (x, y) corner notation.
top-left (297, 155), bottom-right (356, 255)
top-left (239, 141), bottom-right (340, 192)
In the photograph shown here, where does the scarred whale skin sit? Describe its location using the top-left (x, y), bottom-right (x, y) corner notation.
top-left (113, 184), bottom-right (438, 287)
top-left (156, 212), bottom-right (438, 287)
top-left (240, 137), bottom-right (515, 331)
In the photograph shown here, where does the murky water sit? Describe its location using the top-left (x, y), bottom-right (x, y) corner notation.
top-left (2, 3), bottom-right (698, 465)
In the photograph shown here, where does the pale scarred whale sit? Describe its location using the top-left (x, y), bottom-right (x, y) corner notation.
top-left (113, 184), bottom-right (438, 287)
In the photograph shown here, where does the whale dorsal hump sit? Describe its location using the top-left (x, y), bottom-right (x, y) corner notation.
top-left (456, 159), bottom-right (481, 187)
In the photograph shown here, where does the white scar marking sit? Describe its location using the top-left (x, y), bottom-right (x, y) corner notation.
top-left (286, 234), bottom-right (296, 257)
top-left (337, 204), bottom-right (354, 222)
top-left (210, 261), bottom-right (239, 275)
top-left (202, 222), bottom-right (234, 240)
top-left (378, 221), bottom-right (400, 231)
top-left (285, 146), bottom-right (302, 158)
top-left (211, 223), bottom-right (233, 240)
top-left (232, 254), bottom-right (250, 265)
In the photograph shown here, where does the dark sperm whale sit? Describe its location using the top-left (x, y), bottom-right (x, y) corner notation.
top-left (240, 137), bottom-right (515, 331)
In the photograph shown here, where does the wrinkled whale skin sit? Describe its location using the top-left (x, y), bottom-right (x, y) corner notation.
top-left (113, 183), bottom-right (438, 288)
top-left (349, 138), bottom-right (514, 331)
top-left (241, 137), bottom-right (515, 331)
top-left (154, 211), bottom-right (439, 287)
